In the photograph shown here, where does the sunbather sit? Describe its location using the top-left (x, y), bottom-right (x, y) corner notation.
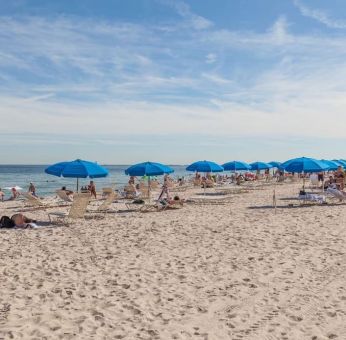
top-left (11, 213), bottom-right (38, 228)
top-left (61, 186), bottom-right (74, 197)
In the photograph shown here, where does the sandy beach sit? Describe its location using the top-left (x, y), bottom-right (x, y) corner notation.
top-left (0, 182), bottom-right (346, 340)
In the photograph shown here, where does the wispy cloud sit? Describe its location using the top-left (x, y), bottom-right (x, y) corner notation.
top-left (158, 0), bottom-right (213, 30)
top-left (2, 1), bottom-right (346, 162)
top-left (293, 0), bottom-right (346, 29)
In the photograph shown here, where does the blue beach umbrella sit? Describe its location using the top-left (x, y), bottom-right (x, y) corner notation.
top-left (281, 157), bottom-right (329, 173)
top-left (332, 160), bottom-right (345, 168)
top-left (125, 162), bottom-right (174, 199)
top-left (320, 160), bottom-right (339, 171)
top-left (222, 161), bottom-right (251, 171)
top-left (268, 161), bottom-right (282, 168)
top-left (125, 162), bottom-right (173, 177)
top-left (45, 159), bottom-right (109, 191)
top-left (250, 162), bottom-right (273, 171)
top-left (281, 157), bottom-right (329, 189)
top-left (186, 160), bottom-right (223, 195)
top-left (186, 160), bottom-right (223, 173)
top-left (337, 159), bottom-right (346, 167)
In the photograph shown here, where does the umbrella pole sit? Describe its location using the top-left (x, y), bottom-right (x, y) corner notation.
top-left (303, 173), bottom-right (305, 190)
top-left (148, 176), bottom-right (151, 202)
top-left (77, 178), bottom-right (79, 192)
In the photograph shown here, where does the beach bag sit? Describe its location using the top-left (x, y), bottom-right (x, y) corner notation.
top-left (0, 216), bottom-right (15, 229)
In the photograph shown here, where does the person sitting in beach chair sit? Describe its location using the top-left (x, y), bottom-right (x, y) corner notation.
top-left (61, 186), bottom-right (74, 197)
top-left (124, 184), bottom-right (139, 199)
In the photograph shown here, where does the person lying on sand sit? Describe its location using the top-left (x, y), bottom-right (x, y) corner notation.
top-left (11, 213), bottom-right (38, 229)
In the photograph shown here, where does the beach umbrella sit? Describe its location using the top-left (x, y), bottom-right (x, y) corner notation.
top-left (125, 162), bottom-right (173, 176)
top-left (45, 159), bottom-right (109, 191)
top-left (281, 157), bottom-right (329, 189)
top-left (332, 160), bottom-right (345, 168)
top-left (186, 160), bottom-right (223, 173)
top-left (124, 162), bottom-right (174, 200)
top-left (268, 161), bottom-right (282, 168)
top-left (281, 157), bottom-right (329, 173)
top-left (320, 160), bottom-right (339, 171)
top-left (249, 162), bottom-right (273, 171)
top-left (222, 161), bottom-right (251, 171)
top-left (186, 160), bottom-right (223, 195)
top-left (337, 160), bottom-right (346, 167)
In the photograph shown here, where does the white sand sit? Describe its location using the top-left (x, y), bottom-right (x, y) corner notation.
top-left (0, 183), bottom-right (346, 340)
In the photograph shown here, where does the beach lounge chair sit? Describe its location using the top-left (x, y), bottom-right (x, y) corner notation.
top-left (298, 192), bottom-right (326, 205)
top-left (48, 193), bottom-right (90, 224)
top-left (56, 190), bottom-right (73, 204)
top-left (22, 192), bottom-right (51, 209)
top-left (101, 187), bottom-right (113, 198)
top-left (139, 198), bottom-right (184, 213)
top-left (326, 187), bottom-right (346, 202)
top-left (90, 191), bottom-right (117, 216)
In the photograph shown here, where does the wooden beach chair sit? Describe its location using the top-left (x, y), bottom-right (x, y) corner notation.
top-left (48, 193), bottom-right (90, 224)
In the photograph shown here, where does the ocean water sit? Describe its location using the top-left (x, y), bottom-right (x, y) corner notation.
top-left (0, 165), bottom-right (190, 197)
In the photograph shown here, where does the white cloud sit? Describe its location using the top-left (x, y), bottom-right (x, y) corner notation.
top-left (205, 53), bottom-right (217, 64)
top-left (159, 0), bottom-right (213, 30)
top-left (293, 0), bottom-right (346, 29)
top-left (2, 12), bottom-right (346, 160)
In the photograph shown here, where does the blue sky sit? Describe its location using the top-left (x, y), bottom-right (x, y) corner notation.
top-left (1, 0), bottom-right (346, 164)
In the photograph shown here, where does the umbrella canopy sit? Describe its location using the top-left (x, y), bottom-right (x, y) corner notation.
top-left (125, 162), bottom-right (174, 176)
top-left (337, 159), bottom-right (346, 167)
top-left (268, 161), bottom-right (282, 168)
top-left (222, 161), bottom-right (251, 171)
top-left (320, 160), bottom-right (339, 171)
top-left (281, 157), bottom-right (329, 173)
top-left (45, 159), bottom-right (109, 178)
top-left (250, 162), bottom-right (273, 171)
top-left (332, 160), bottom-right (345, 167)
top-left (186, 160), bottom-right (223, 173)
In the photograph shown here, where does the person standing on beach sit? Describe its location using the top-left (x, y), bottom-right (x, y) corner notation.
top-left (88, 180), bottom-right (97, 199)
top-left (28, 182), bottom-right (37, 197)
top-left (0, 188), bottom-right (4, 201)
